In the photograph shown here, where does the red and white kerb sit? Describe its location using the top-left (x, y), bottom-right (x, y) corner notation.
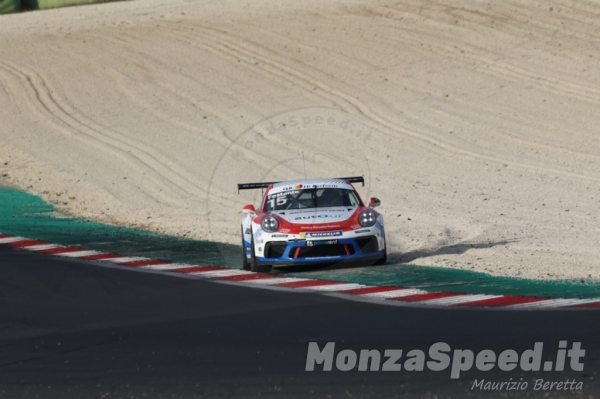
top-left (1, 232), bottom-right (598, 310)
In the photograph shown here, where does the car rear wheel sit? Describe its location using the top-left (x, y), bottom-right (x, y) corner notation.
top-left (250, 236), bottom-right (272, 273)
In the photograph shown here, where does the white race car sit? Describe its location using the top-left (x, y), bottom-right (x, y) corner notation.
top-left (238, 177), bottom-right (386, 272)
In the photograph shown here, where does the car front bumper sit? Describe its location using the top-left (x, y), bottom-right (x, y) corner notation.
top-left (256, 235), bottom-right (384, 266)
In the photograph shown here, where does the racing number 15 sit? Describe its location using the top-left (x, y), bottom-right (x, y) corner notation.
top-left (267, 197), bottom-right (287, 209)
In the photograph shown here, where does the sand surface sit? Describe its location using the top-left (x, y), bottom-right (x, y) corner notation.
top-left (1, 0), bottom-right (600, 280)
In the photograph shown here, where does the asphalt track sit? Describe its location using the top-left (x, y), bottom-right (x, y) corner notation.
top-left (1, 246), bottom-right (599, 399)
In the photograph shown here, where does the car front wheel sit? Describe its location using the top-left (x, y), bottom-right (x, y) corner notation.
top-left (241, 226), bottom-right (250, 270)
top-left (375, 241), bottom-right (387, 265)
top-left (250, 236), bottom-right (272, 273)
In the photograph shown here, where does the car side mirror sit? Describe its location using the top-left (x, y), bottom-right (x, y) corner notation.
top-left (242, 204), bottom-right (256, 215)
top-left (368, 197), bottom-right (381, 208)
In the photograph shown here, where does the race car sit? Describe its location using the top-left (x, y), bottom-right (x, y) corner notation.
top-left (238, 176), bottom-right (386, 272)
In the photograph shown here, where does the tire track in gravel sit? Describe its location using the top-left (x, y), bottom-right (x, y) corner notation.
top-left (359, 3), bottom-right (600, 107)
top-left (0, 72), bottom-right (15, 107)
top-left (175, 22), bottom-right (600, 184)
top-left (364, 0), bottom-right (600, 54)
top-left (275, 2), bottom-right (600, 168)
top-left (55, 9), bottom-right (600, 187)
top-left (81, 29), bottom-right (252, 144)
top-left (0, 60), bottom-right (206, 205)
top-left (417, 92), bottom-right (600, 164)
top-left (78, 28), bottom-right (370, 220)
top-left (79, 27), bottom-right (296, 207)
top-left (103, 59), bottom-right (234, 150)
top-left (491, 0), bottom-right (600, 43)
top-left (354, 2), bottom-right (600, 171)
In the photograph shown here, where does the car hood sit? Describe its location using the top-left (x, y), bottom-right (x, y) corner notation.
top-left (273, 207), bottom-right (357, 225)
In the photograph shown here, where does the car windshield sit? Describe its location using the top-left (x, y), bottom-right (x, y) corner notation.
top-left (264, 188), bottom-right (361, 211)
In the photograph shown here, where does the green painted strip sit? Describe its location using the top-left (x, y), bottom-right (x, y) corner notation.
top-left (0, 188), bottom-right (238, 267)
top-left (0, 0), bottom-right (21, 14)
top-left (22, 0), bottom-right (123, 11)
top-left (0, 187), bottom-right (598, 299)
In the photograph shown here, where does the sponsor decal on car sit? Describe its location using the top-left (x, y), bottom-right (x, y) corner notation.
top-left (307, 239), bottom-right (338, 246)
top-left (282, 184), bottom-right (303, 191)
top-left (271, 234), bottom-right (289, 238)
top-left (310, 184), bottom-right (340, 189)
top-left (287, 211), bottom-right (302, 215)
top-left (302, 231), bottom-right (343, 238)
top-left (354, 229), bottom-right (370, 234)
top-left (294, 214), bottom-right (345, 220)
top-left (301, 224), bottom-right (342, 231)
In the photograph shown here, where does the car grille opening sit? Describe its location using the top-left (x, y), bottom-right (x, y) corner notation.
top-left (356, 236), bottom-right (379, 253)
top-left (265, 242), bottom-right (287, 258)
top-left (265, 237), bottom-right (379, 260)
top-left (298, 244), bottom-right (355, 258)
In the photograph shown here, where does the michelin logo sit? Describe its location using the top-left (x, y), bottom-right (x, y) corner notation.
top-left (303, 231), bottom-right (343, 238)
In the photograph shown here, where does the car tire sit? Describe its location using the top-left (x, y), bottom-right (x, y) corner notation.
top-left (375, 245), bottom-right (387, 265)
top-left (241, 226), bottom-right (250, 270)
top-left (250, 236), bottom-right (272, 273)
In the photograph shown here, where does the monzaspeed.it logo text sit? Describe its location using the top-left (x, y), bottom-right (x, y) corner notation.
top-left (305, 341), bottom-right (585, 379)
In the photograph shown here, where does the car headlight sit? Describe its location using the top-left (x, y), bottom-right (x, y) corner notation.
top-left (358, 210), bottom-right (377, 227)
top-left (261, 215), bottom-right (279, 232)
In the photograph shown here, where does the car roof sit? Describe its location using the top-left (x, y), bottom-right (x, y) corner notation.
top-left (269, 178), bottom-right (354, 195)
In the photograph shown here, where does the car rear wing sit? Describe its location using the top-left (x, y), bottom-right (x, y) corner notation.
top-left (237, 176), bottom-right (364, 193)
top-left (237, 181), bottom-right (278, 192)
top-left (337, 176), bottom-right (365, 186)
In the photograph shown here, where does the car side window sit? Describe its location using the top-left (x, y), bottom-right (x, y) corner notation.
top-left (347, 192), bottom-right (360, 206)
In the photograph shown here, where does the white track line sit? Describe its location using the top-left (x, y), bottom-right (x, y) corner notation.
top-left (21, 244), bottom-right (62, 251)
top-left (140, 263), bottom-right (195, 270)
top-left (55, 250), bottom-right (103, 258)
top-left (508, 298), bottom-right (600, 309)
top-left (187, 269), bottom-right (254, 277)
top-left (360, 288), bottom-right (428, 299)
top-left (303, 283), bottom-right (367, 291)
top-left (422, 294), bottom-right (503, 306)
top-left (104, 257), bottom-right (150, 263)
top-left (0, 237), bottom-right (27, 244)
top-left (244, 277), bottom-right (312, 285)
